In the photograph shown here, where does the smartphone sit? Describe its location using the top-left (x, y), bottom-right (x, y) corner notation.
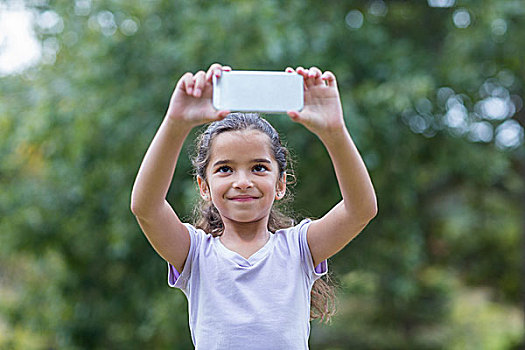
top-left (213, 70), bottom-right (304, 113)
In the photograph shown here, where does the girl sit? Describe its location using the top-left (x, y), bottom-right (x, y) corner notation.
top-left (131, 63), bottom-right (377, 349)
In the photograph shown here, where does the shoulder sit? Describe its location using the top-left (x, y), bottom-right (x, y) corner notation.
top-left (183, 223), bottom-right (215, 250)
top-left (184, 223), bottom-right (211, 237)
top-left (273, 219), bottom-right (312, 253)
top-left (168, 223), bottom-right (214, 288)
top-left (274, 219), bottom-right (326, 279)
top-left (274, 219), bottom-right (311, 238)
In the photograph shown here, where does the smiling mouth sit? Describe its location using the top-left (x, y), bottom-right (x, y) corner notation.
top-left (228, 196), bottom-right (259, 202)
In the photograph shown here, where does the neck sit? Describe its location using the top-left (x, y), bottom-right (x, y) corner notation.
top-left (220, 217), bottom-right (270, 244)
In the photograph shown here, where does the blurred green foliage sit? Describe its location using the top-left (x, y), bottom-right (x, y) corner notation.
top-left (0, 0), bottom-right (523, 349)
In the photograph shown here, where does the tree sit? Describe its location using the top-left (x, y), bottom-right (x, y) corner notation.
top-left (0, 0), bottom-right (523, 349)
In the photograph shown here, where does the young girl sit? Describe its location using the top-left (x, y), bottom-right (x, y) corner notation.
top-left (131, 63), bottom-right (377, 349)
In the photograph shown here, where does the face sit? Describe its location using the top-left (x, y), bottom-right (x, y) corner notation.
top-left (198, 129), bottom-right (286, 226)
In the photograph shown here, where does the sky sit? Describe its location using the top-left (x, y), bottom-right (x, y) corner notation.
top-left (0, 4), bottom-right (41, 76)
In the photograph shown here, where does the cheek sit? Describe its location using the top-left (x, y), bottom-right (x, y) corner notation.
top-left (208, 178), bottom-right (228, 195)
top-left (266, 178), bottom-right (280, 194)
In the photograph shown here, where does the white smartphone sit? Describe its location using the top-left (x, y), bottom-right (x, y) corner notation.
top-left (213, 70), bottom-right (304, 113)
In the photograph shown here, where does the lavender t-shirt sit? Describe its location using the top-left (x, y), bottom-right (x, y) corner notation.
top-left (168, 219), bottom-right (327, 350)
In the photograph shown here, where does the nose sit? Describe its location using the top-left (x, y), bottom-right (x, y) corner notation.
top-left (233, 171), bottom-right (253, 190)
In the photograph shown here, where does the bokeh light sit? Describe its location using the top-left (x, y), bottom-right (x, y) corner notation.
top-left (453, 8), bottom-right (471, 28)
top-left (345, 10), bottom-right (364, 30)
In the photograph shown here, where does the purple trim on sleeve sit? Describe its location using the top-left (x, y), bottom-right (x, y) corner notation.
top-left (315, 260), bottom-right (327, 274)
top-left (168, 263), bottom-right (181, 287)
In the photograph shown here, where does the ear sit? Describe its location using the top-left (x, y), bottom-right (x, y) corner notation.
top-left (275, 173), bottom-right (287, 200)
top-left (197, 176), bottom-right (211, 201)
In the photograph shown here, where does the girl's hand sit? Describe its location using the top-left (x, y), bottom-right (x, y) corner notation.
top-left (166, 63), bottom-right (231, 128)
top-left (286, 66), bottom-right (345, 138)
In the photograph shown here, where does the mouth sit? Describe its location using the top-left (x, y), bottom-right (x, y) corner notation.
top-left (228, 195), bottom-right (259, 202)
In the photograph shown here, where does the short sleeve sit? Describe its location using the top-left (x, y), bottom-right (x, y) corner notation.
top-left (167, 223), bottom-right (200, 290)
top-left (297, 219), bottom-right (328, 281)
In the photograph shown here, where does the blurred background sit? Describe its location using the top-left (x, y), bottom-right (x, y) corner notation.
top-left (0, 0), bottom-right (523, 349)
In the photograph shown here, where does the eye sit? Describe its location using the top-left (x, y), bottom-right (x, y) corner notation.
top-left (253, 164), bottom-right (269, 173)
top-left (216, 166), bottom-right (232, 173)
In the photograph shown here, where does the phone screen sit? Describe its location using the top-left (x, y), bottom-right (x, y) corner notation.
top-left (213, 71), bottom-right (304, 113)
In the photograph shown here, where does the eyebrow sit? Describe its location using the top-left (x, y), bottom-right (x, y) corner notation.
top-left (211, 158), bottom-right (272, 168)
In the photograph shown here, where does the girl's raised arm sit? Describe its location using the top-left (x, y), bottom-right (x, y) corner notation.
top-left (286, 66), bottom-right (378, 267)
top-left (130, 64), bottom-right (230, 272)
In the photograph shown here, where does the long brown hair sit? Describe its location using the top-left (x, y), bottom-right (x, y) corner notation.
top-left (191, 113), bottom-right (336, 322)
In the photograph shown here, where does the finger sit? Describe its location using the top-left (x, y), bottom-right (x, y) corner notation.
top-left (205, 110), bottom-right (230, 124)
top-left (287, 110), bottom-right (301, 122)
top-left (296, 66), bottom-right (308, 78)
top-left (297, 66), bottom-right (315, 89)
top-left (214, 65), bottom-right (232, 81)
top-left (295, 66), bottom-right (312, 89)
top-left (206, 63), bottom-right (224, 81)
top-left (206, 64), bottom-right (233, 82)
top-left (193, 70), bottom-right (206, 97)
top-left (321, 71), bottom-right (337, 87)
top-left (216, 110), bottom-right (231, 119)
top-left (205, 69), bottom-right (220, 83)
top-left (285, 67), bottom-right (295, 73)
top-left (308, 66), bottom-right (323, 86)
top-left (178, 72), bottom-right (195, 95)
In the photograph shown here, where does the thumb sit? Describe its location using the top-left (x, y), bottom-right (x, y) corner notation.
top-left (215, 110), bottom-right (231, 120)
top-left (287, 111), bottom-right (301, 122)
